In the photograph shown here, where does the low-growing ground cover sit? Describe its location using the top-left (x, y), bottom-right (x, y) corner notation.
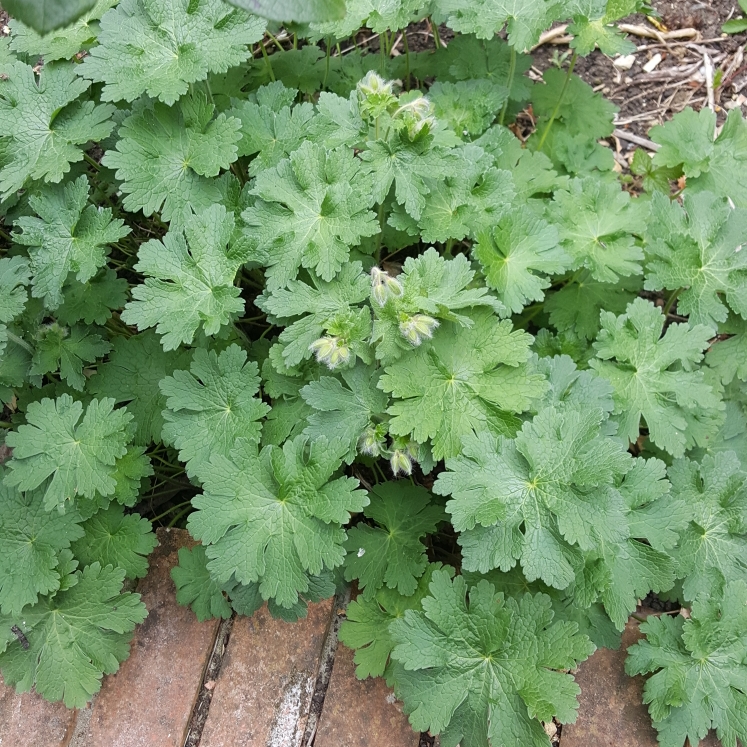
top-left (1, 1), bottom-right (747, 745)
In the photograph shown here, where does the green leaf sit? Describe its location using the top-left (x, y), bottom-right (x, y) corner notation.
top-left (187, 436), bottom-right (367, 608)
top-left (626, 578), bottom-right (747, 747)
top-left (643, 191), bottom-right (747, 329)
top-left (344, 482), bottom-right (445, 599)
top-left (590, 298), bottom-right (723, 457)
top-left (89, 331), bottom-right (191, 446)
top-left (56, 270), bottom-right (128, 327)
top-left (13, 176), bottom-right (130, 309)
top-left (301, 363), bottom-right (389, 463)
top-left (0, 562), bottom-right (146, 707)
top-left (474, 207), bottom-right (569, 314)
top-left (0, 58), bottom-right (114, 199)
top-left (101, 94), bottom-right (242, 229)
top-left (9, 0), bottom-right (116, 61)
top-left (30, 324), bottom-right (110, 392)
top-left (651, 107), bottom-right (716, 179)
top-left (4, 394), bottom-right (133, 511)
top-left (389, 571), bottom-right (595, 747)
top-left (380, 308), bottom-right (546, 460)
top-left (339, 563), bottom-right (452, 679)
top-left (172, 545), bottom-right (233, 622)
top-left (723, 17), bottom-right (747, 33)
top-left (0, 256), bottom-right (30, 324)
top-left (668, 451), bottom-right (747, 601)
top-left (707, 316), bottom-right (747, 385)
top-left (80, 0), bottom-right (266, 105)
top-left (2, 0), bottom-right (97, 35)
top-left (160, 345), bottom-right (270, 481)
top-left (428, 79), bottom-right (508, 137)
top-left (434, 405), bottom-right (632, 589)
top-left (434, 0), bottom-right (559, 49)
top-left (229, 0), bottom-right (345, 22)
top-left (70, 504), bottom-right (157, 580)
top-left (0, 476), bottom-right (84, 615)
top-left (548, 177), bottom-right (648, 283)
top-left (122, 205), bottom-right (245, 350)
top-left (243, 140), bottom-right (378, 289)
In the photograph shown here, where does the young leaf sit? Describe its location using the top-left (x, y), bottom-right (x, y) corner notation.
top-left (3, 394), bottom-right (133, 511)
top-left (434, 405), bottom-right (632, 589)
top-left (122, 205), bottom-right (246, 350)
top-left (626, 578), bottom-right (747, 747)
top-left (70, 504), bottom-right (157, 580)
top-left (668, 451), bottom-right (747, 601)
top-left (389, 571), bottom-right (595, 747)
top-left (643, 191), bottom-right (747, 329)
top-left (343, 482), bottom-right (446, 599)
top-left (89, 331), bottom-right (191, 446)
top-left (102, 94), bottom-right (242, 229)
top-left (160, 345), bottom-right (271, 481)
top-left (380, 309), bottom-right (546, 460)
top-left (242, 140), bottom-right (379, 289)
top-left (339, 563), bottom-right (453, 679)
top-left (187, 436), bottom-right (368, 608)
top-left (301, 363), bottom-right (389, 464)
top-left (590, 298), bottom-right (723, 456)
top-left (0, 562), bottom-right (147, 707)
top-left (13, 176), bottom-right (131, 309)
top-left (0, 58), bottom-right (114, 199)
top-left (81, 0), bottom-right (265, 105)
top-left (0, 476), bottom-right (84, 615)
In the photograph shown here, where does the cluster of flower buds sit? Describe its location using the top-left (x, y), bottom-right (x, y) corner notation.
top-left (358, 423), bottom-right (388, 457)
top-left (309, 335), bottom-right (351, 369)
top-left (370, 266), bottom-right (404, 306)
top-left (357, 71), bottom-right (397, 119)
top-left (394, 96), bottom-right (435, 139)
top-left (388, 438), bottom-right (419, 476)
top-left (399, 314), bottom-right (439, 346)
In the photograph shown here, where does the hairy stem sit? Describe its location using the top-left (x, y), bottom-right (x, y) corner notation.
top-left (260, 41), bottom-right (276, 81)
top-left (663, 288), bottom-right (682, 316)
top-left (498, 46), bottom-right (516, 125)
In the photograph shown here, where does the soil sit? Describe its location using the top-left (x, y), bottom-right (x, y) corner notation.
top-left (530, 0), bottom-right (747, 148)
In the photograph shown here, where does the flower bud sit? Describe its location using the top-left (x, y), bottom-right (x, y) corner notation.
top-left (399, 314), bottom-right (439, 346)
top-left (390, 448), bottom-right (413, 476)
top-left (309, 336), bottom-right (351, 369)
top-left (357, 71), bottom-right (397, 119)
top-left (370, 267), bottom-right (404, 306)
top-left (358, 425), bottom-right (385, 457)
top-left (395, 96), bottom-right (435, 139)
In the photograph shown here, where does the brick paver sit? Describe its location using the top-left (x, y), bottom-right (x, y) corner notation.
top-left (0, 676), bottom-right (78, 747)
top-left (76, 527), bottom-right (220, 747)
top-left (563, 612), bottom-right (720, 747)
top-left (200, 598), bottom-right (334, 747)
top-left (314, 642), bottom-right (419, 747)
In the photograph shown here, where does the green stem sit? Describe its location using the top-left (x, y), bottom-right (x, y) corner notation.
top-left (324, 38), bottom-right (332, 87)
top-left (403, 32), bottom-right (410, 90)
top-left (168, 505), bottom-right (192, 527)
top-left (663, 288), bottom-right (682, 316)
top-left (293, 32), bottom-right (297, 49)
top-left (537, 51), bottom-right (578, 152)
top-left (0, 421), bottom-right (11, 428)
top-left (265, 30), bottom-right (285, 52)
top-left (260, 41), bottom-right (276, 82)
top-left (499, 46), bottom-right (516, 125)
top-left (443, 238), bottom-right (454, 259)
top-left (431, 18), bottom-right (442, 50)
top-left (0, 227), bottom-right (12, 242)
top-left (375, 202), bottom-right (385, 264)
top-left (83, 152), bottom-right (101, 171)
top-left (6, 331), bottom-right (33, 354)
top-left (150, 500), bottom-right (193, 524)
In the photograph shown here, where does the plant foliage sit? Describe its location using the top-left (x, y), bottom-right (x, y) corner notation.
top-left (1, 0), bottom-right (746, 745)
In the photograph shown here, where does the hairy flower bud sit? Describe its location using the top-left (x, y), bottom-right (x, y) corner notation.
top-left (370, 266), bottom-right (403, 306)
top-left (358, 425), bottom-right (385, 457)
top-left (395, 96), bottom-right (435, 139)
top-left (399, 314), bottom-right (439, 346)
top-left (357, 71), bottom-right (396, 119)
top-left (309, 336), bottom-right (351, 369)
top-left (390, 448), bottom-right (413, 476)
